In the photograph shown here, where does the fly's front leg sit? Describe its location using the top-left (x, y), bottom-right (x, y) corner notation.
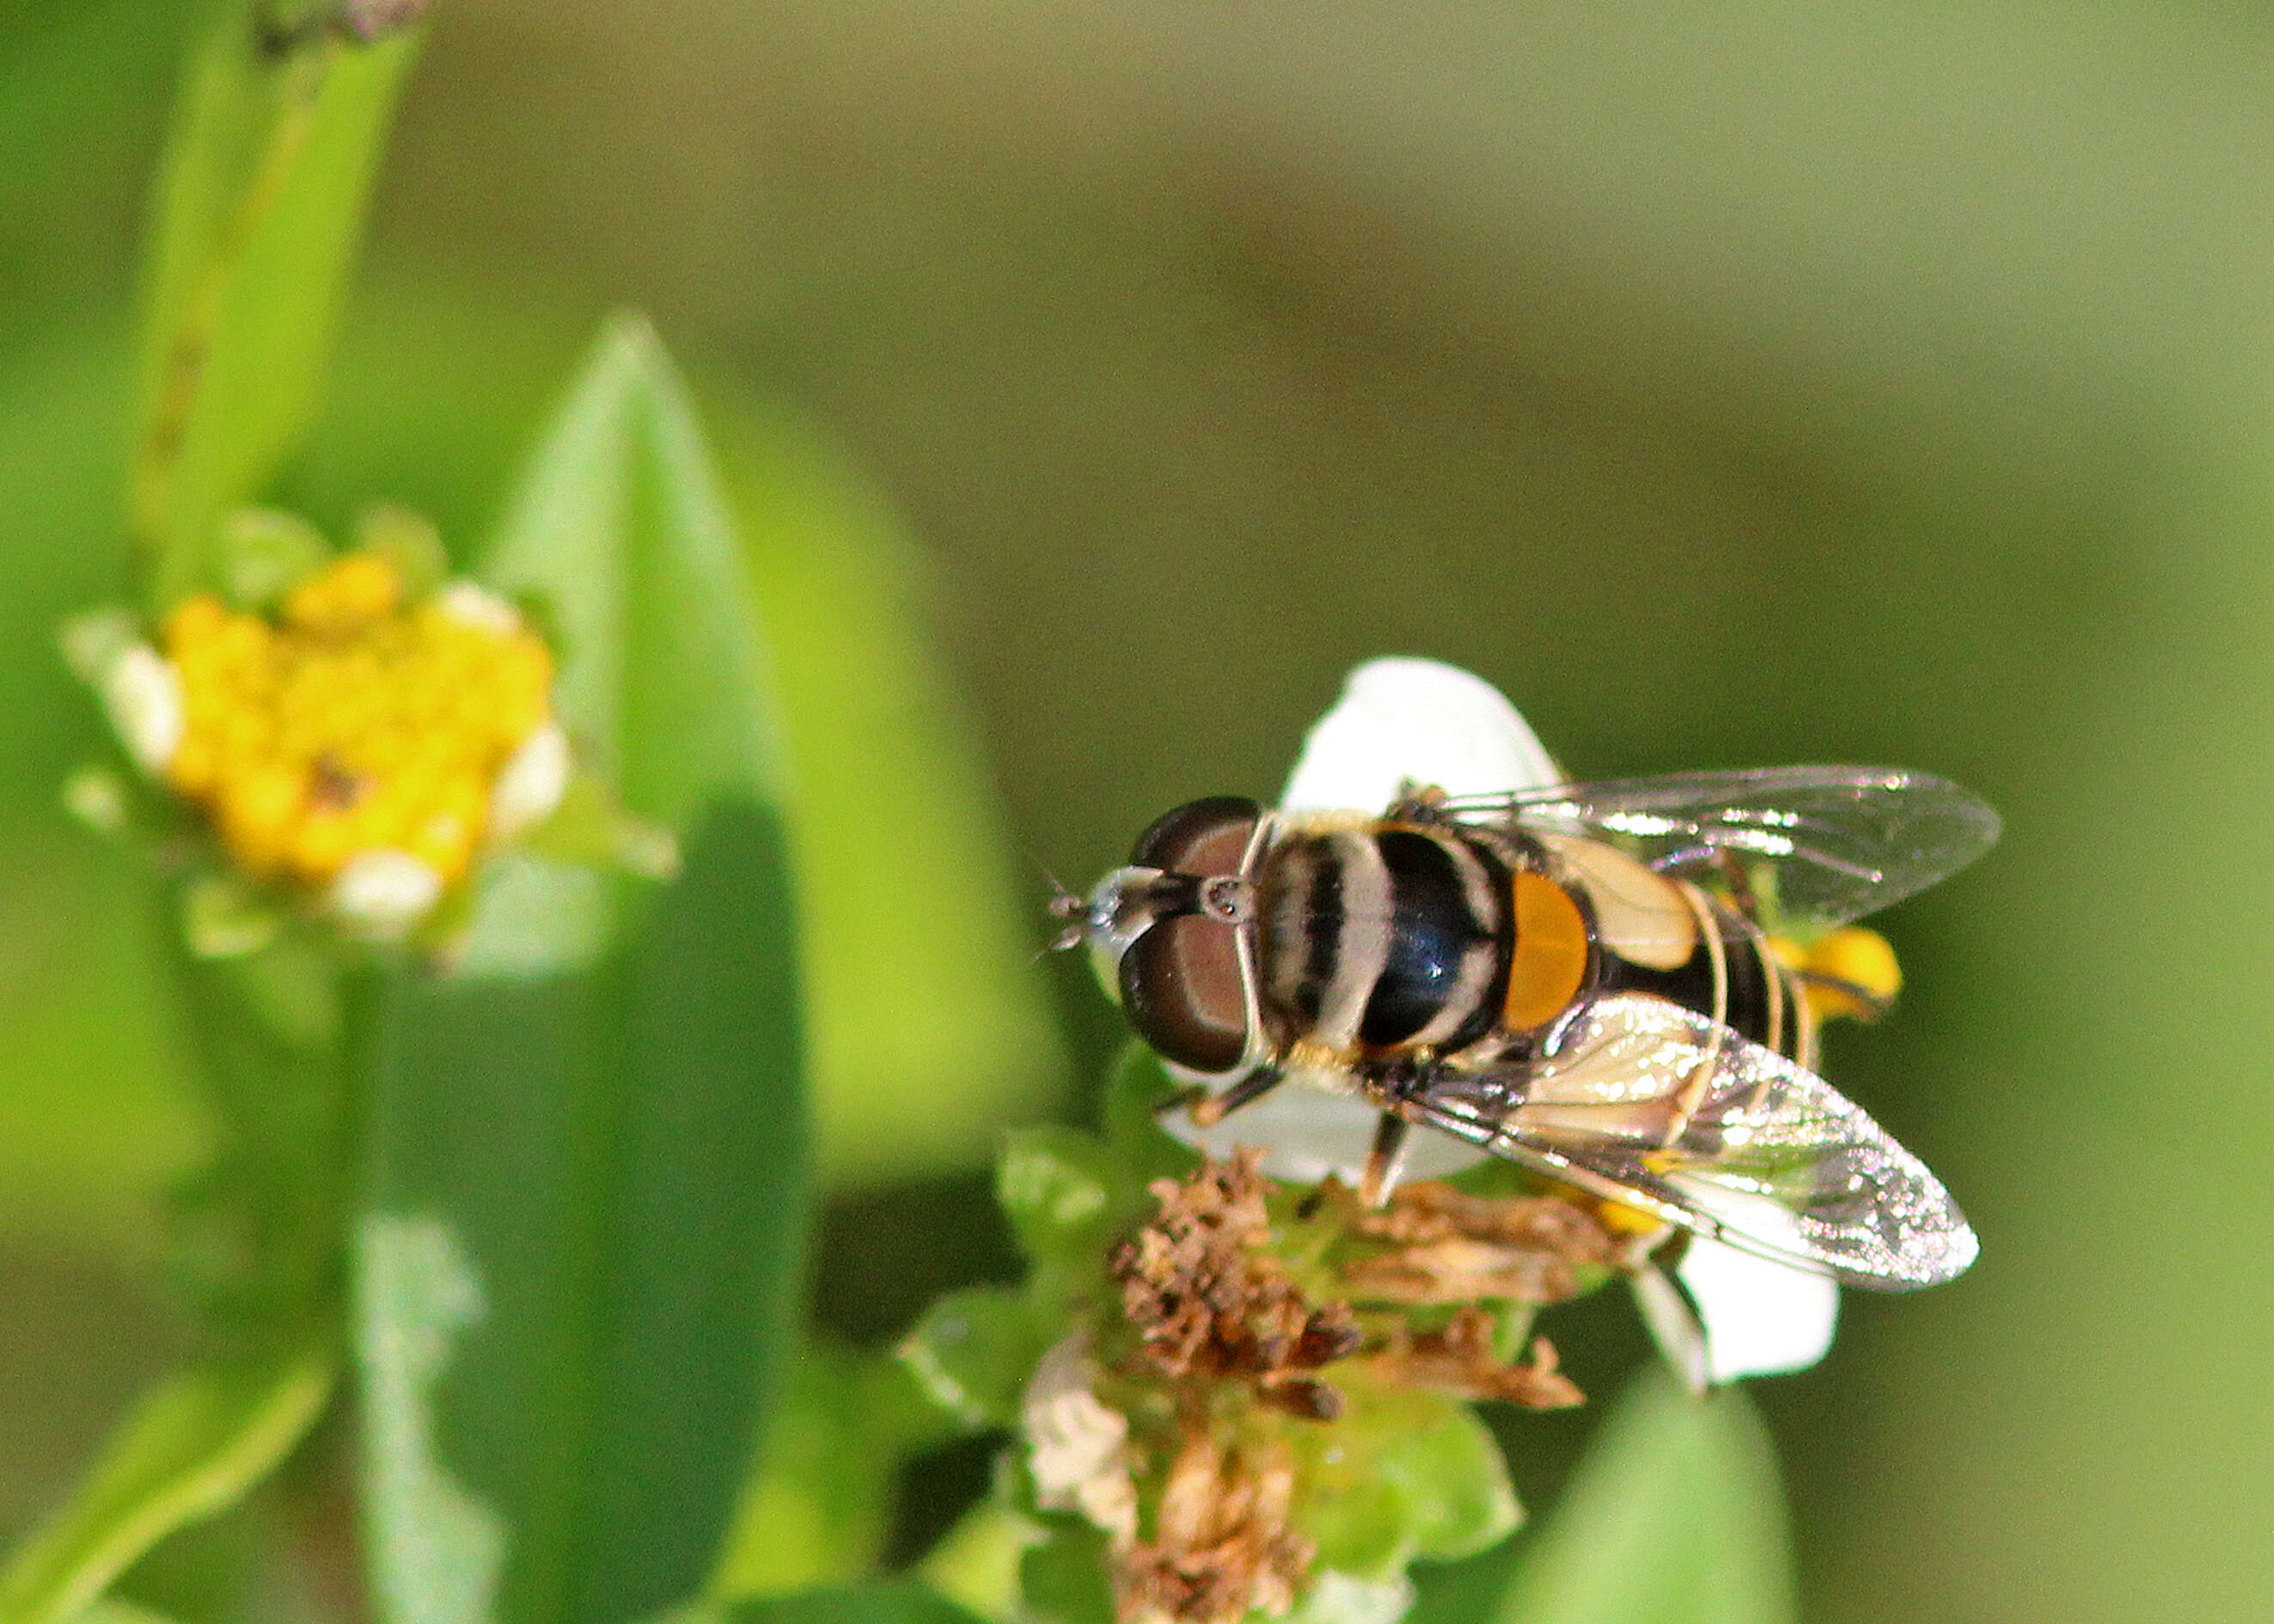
top-left (1158, 1063), bottom-right (1286, 1129)
top-left (1357, 1111), bottom-right (1411, 1208)
top-left (1356, 1048), bottom-right (1445, 1206)
top-left (1384, 778), bottom-right (1453, 825)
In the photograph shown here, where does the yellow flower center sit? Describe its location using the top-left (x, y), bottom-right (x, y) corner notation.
top-left (161, 554), bottom-right (556, 890)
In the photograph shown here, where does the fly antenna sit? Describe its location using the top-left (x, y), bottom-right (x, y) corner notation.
top-left (1039, 868), bottom-right (1088, 956)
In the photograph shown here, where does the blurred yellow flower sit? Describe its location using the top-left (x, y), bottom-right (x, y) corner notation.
top-left (101, 550), bottom-right (569, 934)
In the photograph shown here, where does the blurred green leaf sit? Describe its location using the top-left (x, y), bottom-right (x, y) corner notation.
top-left (914, 1502), bottom-right (1028, 1623)
top-left (73, 1600), bottom-right (192, 1624)
top-left (0, 1330), bottom-right (333, 1624)
top-left (712, 396), bottom-right (1067, 1183)
top-left (712, 1343), bottom-right (957, 1597)
top-left (0, 323), bottom-right (200, 1253)
top-left (131, 0), bottom-right (419, 607)
top-left (1488, 1371), bottom-right (1794, 1624)
top-left (656, 1582), bottom-right (991, 1624)
top-left (1013, 1528), bottom-right (1114, 1624)
top-left (355, 318), bottom-right (810, 1624)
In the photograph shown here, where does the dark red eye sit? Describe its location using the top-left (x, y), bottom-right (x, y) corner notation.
top-left (1130, 796), bottom-right (1261, 877)
top-left (1119, 797), bottom-right (1261, 1075)
top-left (1122, 913), bottom-right (1248, 1074)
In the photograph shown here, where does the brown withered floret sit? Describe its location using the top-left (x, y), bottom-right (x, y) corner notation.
top-left (1369, 1306), bottom-right (1585, 1410)
top-left (1344, 1182), bottom-right (1623, 1305)
top-left (1098, 1155), bottom-right (1595, 1624)
top-left (1111, 1150), bottom-right (1363, 1419)
top-left (1116, 1430), bottom-right (1312, 1624)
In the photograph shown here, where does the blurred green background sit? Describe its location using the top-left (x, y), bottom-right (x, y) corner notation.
top-left (5, 1), bottom-right (2272, 1620)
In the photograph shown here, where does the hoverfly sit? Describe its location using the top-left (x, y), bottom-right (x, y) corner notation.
top-left (1066, 678), bottom-right (1996, 1293)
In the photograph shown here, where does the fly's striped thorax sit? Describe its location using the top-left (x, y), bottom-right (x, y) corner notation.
top-left (1257, 821), bottom-right (1509, 1058)
top-left (1259, 820), bottom-right (1817, 1072)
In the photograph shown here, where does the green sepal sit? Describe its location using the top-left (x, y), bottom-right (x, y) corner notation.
top-left (996, 1127), bottom-right (1123, 1280)
top-left (1291, 1377), bottom-right (1519, 1584)
top-left (899, 1287), bottom-right (1059, 1432)
top-left (351, 503), bottom-right (447, 595)
top-left (214, 507), bottom-right (331, 609)
top-left (180, 873), bottom-right (287, 960)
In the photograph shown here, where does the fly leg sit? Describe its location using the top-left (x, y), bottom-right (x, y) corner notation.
top-left (1158, 1063), bottom-right (1286, 1129)
top-left (1357, 1110), bottom-right (1411, 1208)
top-left (1384, 779), bottom-right (1453, 824)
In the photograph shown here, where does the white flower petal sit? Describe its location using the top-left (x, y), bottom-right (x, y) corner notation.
top-left (434, 580), bottom-right (523, 637)
top-left (328, 850), bottom-right (445, 937)
top-left (1629, 1264), bottom-right (1712, 1396)
top-left (1676, 1234), bottom-right (1840, 1383)
top-left (1280, 656), bottom-right (1560, 814)
top-left (1163, 1084), bottom-right (1487, 1184)
top-left (1022, 1334), bottom-right (1137, 1542)
top-left (101, 644), bottom-right (184, 776)
top-left (487, 719), bottom-right (571, 840)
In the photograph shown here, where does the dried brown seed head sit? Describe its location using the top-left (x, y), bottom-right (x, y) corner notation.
top-left (1113, 1151), bottom-right (1356, 1393)
top-left (1367, 1307), bottom-right (1585, 1410)
top-left (1342, 1183), bottom-right (1621, 1305)
top-left (1116, 1427), bottom-right (1312, 1624)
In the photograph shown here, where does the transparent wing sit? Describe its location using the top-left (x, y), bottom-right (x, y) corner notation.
top-left (1435, 766), bottom-right (1999, 934)
top-left (1408, 994), bottom-right (1978, 1289)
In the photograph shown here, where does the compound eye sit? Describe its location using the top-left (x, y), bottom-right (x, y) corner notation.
top-left (1121, 913), bottom-right (1250, 1075)
top-left (1118, 797), bottom-right (1262, 1075)
top-left (1130, 796), bottom-right (1262, 877)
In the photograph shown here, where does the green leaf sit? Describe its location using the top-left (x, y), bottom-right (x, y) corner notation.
top-left (0, 1330), bottom-right (334, 1624)
top-left (480, 312), bottom-right (779, 824)
top-left (1488, 1371), bottom-right (1795, 1624)
top-left (712, 1343), bottom-right (957, 1597)
top-left (354, 317), bottom-right (810, 1624)
top-left (898, 1287), bottom-right (1055, 1432)
top-left (131, 1), bottom-right (420, 607)
top-left (654, 1583), bottom-right (993, 1624)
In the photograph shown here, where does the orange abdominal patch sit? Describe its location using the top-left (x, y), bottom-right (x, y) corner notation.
top-left (1503, 870), bottom-right (1589, 1031)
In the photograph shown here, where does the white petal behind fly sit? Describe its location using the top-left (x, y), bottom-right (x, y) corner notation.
top-left (1171, 1088), bottom-right (1490, 1184)
top-left (1280, 657), bottom-right (1561, 814)
top-left (1677, 1234), bottom-right (1841, 1384)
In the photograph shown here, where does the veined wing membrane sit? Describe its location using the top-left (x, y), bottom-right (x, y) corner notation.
top-left (1413, 995), bottom-right (1978, 1289)
top-left (1436, 766), bottom-right (1999, 935)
